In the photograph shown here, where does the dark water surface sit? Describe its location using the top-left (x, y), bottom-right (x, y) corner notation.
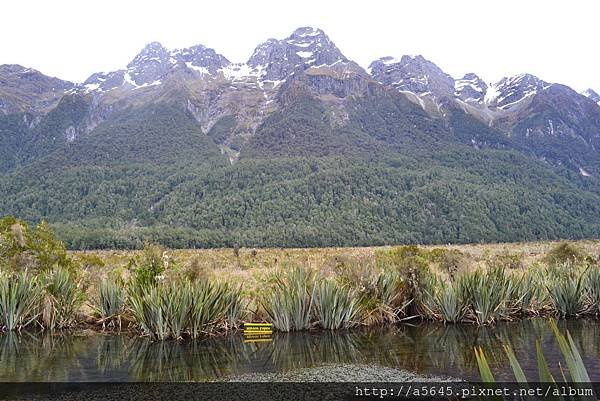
top-left (1, 319), bottom-right (599, 382)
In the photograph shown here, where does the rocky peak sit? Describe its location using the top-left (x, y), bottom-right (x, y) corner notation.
top-left (368, 55), bottom-right (455, 99)
top-left (485, 73), bottom-right (545, 109)
top-left (128, 42), bottom-right (170, 68)
top-left (125, 42), bottom-right (173, 86)
top-left (172, 44), bottom-right (230, 75)
top-left (247, 26), bottom-right (347, 81)
top-left (454, 73), bottom-right (488, 103)
top-left (83, 41), bottom-right (230, 92)
top-left (582, 88), bottom-right (600, 105)
top-left (0, 64), bottom-right (74, 114)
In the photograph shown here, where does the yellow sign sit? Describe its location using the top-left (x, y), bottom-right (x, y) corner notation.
top-left (243, 323), bottom-right (273, 343)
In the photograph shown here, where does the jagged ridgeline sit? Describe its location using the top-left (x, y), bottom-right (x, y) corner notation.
top-left (1, 27), bottom-right (600, 249)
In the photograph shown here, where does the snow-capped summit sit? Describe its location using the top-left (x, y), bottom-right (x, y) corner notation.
top-left (82, 41), bottom-right (231, 92)
top-left (582, 88), bottom-right (600, 105)
top-left (454, 73), bottom-right (488, 103)
top-left (484, 74), bottom-right (545, 109)
top-left (368, 55), bottom-right (455, 99)
top-left (247, 27), bottom-right (347, 81)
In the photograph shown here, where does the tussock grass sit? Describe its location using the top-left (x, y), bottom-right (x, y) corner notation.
top-left (0, 272), bottom-right (41, 331)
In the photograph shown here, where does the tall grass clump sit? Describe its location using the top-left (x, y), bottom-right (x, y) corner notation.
top-left (586, 266), bottom-right (600, 315)
top-left (315, 280), bottom-right (360, 330)
top-left (39, 267), bottom-right (85, 330)
top-left (546, 262), bottom-right (586, 318)
top-left (128, 279), bottom-right (243, 340)
top-left (188, 281), bottom-right (239, 338)
top-left (463, 266), bottom-right (510, 325)
top-left (94, 278), bottom-right (126, 329)
top-left (336, 259), bottom-right (408, 325)
top-left (427, 275), bottom-right (469, 323)
top-left (262, 267), bottom-right (315, 332)
top-left (0, 272), bottom-right (41, 331)
top-left (129, 282), bottom-right (191, 340)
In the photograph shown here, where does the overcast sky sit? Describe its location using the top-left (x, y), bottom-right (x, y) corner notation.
top-left (3, 0), bottom-right (598, 91)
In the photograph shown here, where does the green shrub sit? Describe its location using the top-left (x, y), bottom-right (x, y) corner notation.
top-left (130, 243), bottom-right (169, 289)
top-left (544, 242), bottom-right (587, 266)
top-left (0, 217), bottom-right (75, 272)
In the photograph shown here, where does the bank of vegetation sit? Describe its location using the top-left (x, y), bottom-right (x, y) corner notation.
top-left (1, 216), bottom-right (600, 340)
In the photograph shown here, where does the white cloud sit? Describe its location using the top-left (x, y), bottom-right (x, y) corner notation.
top-left (2, 0), bottom-right (599, 92)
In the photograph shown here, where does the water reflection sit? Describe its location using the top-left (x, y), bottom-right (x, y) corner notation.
top-left (0, 319), bottom-right (599, 382)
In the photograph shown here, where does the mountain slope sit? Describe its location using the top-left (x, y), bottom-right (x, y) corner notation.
top-left (1, 27), bottom-right (600, 248)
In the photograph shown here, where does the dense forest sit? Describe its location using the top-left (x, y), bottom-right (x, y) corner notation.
top-left (2, 94), bottom-right (600, 250)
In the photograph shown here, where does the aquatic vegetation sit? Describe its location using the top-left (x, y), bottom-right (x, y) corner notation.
top-left (129, 282), bottom-right (191, 340)
top-left (0, 272), bottom-right (41, 331)
top-left (315, 280), bottom-right (360, 329)
top-left (188, 281), bottom-right (236, 338)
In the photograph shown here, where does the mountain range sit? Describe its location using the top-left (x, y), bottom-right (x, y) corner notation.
top-left (1, 27), bottom-right (600, 249)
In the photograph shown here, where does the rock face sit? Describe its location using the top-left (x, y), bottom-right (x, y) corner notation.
top-left (484, 73), bottom-right (545, 109)
top-left (2, 25), bottom-right (600, 174)
top-left (368, 55), bottom-right (455, 99)
top-left (247, 26), bottom-right (348, 81)
top-left (583, 88), bottom-right (600, 105)
top-left (454, 73), bottom-right (488, 103)
top-left (82, 41), bottom-right (231, 92)
top-left (0, 64), bottom-right (74, 114)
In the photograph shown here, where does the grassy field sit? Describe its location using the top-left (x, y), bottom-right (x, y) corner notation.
top-left (74, 239), bottom-right (600, 295)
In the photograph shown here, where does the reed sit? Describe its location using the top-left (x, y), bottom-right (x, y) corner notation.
top-left (585, 266), bottom-right (600, 315)
top-left (128, 282), bottom-right (190, 340)
top-left (188, 281), bottom-right (231, 338)
top-left (128, 279), bottom-right (243, 340)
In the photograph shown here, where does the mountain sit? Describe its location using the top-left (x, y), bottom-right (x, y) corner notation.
top-left (0, 64), bottom-right (74, 114)
top-left (583, 88), bottom-right (600, 105)
top-left (1, 27), bottom-right (600, 249)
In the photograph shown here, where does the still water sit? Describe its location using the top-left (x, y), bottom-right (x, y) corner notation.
top-left (1, 319), bottom-right (599, 382)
